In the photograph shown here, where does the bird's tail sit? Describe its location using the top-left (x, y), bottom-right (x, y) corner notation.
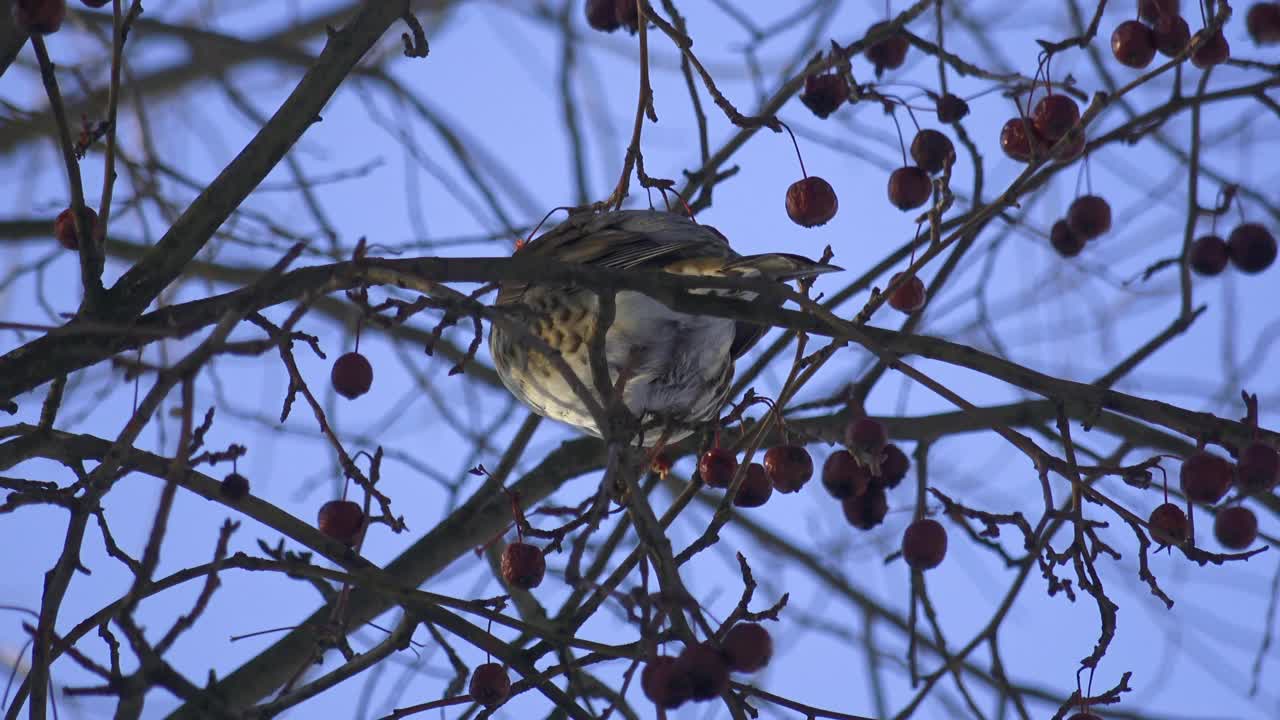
top-left (722, 253), bottom-right (843, 281)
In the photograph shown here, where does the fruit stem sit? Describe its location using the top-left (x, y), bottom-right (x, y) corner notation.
top-left (779, 121), bottom-right (808, 179)
top-left (888, 110), bottom-right (909, 167)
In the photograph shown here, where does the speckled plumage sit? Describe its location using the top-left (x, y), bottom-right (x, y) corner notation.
top-left (488, 210), bottom-right (837, 443)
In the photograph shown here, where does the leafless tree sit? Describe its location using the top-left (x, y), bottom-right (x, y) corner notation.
top-left (2, 1), bottom-right (1280, 718)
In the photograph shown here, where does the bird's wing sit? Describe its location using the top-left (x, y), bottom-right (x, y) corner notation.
top-left (496, 210), bottom-right (733, 305)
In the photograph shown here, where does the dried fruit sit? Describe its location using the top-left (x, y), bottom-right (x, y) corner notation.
top-left (879, 444), bottom-right (910, 488)
top-left (764, 445), bottom-right (814, 494)
top-left (220, 472), bottom-right (250, 501)
top-left (1236, 442), bottom-right (1279, 494)
top-left (887, 272), bottom-right (927, 313)
top-left (910, 129), bottom-right (954, 174)
top-left (675, 643), bottom-right (729, 700)
top-left (1189, 235), bottom-right (1229, 276)
top-left (641, 656), bottom-right (691, 708)
top-left (822, 450), bottom-right (871, 499)
top-left (1190, 30), bottom-right (1230, 68)
top-left (1112, 20), bottom-right (1157, 68)
top-left (1247, 3), bottom-right (1280, 44)
top-left (1214, 505), bottom-right (1259, 549)
top-left (887, 166), bottom-right (932, 210)
top-left (469, 662), bottom-right (511, 707)
top-left (864, 21), bottom-right (909, 76)
top-left (1032, 95), bottom-right (1080, 143)
top-left (800, 73), bottom-right (850, 118)
top-left (317, 500), bottom-right (364, 545)
top-left (14, 0), bottom-right (66, 34)
top-left (902, 518), bottom-right (948, 569)
top-left (786, 176), bottom-right (839, 227)
top-left (698, 447), bottom-right (738, 489)
top-left (1148, 502), bottom-right (1189, 546)
top-left (1179, 451), bottom-right (1233, 505)
top-left (721, 622), bottom-right (773, 672)
top-left (842, 486), bottom-right (889, 529)
top-left (502, 541), bottom-right (545, 589)
top-left (1227, 223), bottom-right (1277, 274)
top-left (1050, 219), bottom-right (1086, 258)
top-left (54, 206), bottom-right (98, 250)
top-left (1153, 14), bottom-right (1191, 55)
top-left (613, 0), bottom-right (640, 33)
top-left (936, 93), bottom-right (970, 123)
top-left (1067, 195), bottom-right (1112, 240)
top-left (584, 0), bottom-right (620, 31)
top-left (331, 352), bottom-right (373, 399)
top-left (846, 417), bottom-right (888, 456)
top-left (733, 462), bottom-right (774, 508)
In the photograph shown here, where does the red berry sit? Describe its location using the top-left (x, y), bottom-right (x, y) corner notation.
top-left (502, 541), bottom-right (545, 589)
top-left (1067, 195), bottom-right (1112, 240)
top-left (698, 447), bottom-right (738, 489)
top-left (936, 93), bottom-right (970, 124)
top-left (1190, 30), bottom-right (1230, 68)
top-left (999, 117), bottom-right (1044, 162)
top-left (763, 445), bottom-right (813, 494)
top-left (1180, 451), bottom-right (1233, 505)
top-left (879, 444), bottom-right (910, 488)
top-left (902, 518), bottom-right (948, 570)
top-left (317, 499), bottom-right (364, 545)
top-left (674, 643), bottom-right (729, 700)
top-left (641, 656), bottom-right (691, 708)
top-left (1236, 442), bottom-right (1279, 494)
top-left (887, 166), bottom-right (932, 211)
top-left (1148, 502), bottom-right (1189, 546)
top-left (721, 622), bottom-right (772, 673)
top-left (887, 271), bottom-right (927, 313)
top-left (733, 463), bottom-right (773, 508)
top-left (1227, 223), bottom-right (1277, 274)
top-left (1153, 14), bottom-right (1191, 56)
top-left (331, 352), bottom-right (373, 399)
top-left (1032, 95), bottom-right (1080, 143)
top-left (822, 450), bottom-right (871, 499)
top-left (785, 176), bottom-right (839, 227)
top-left (54, 206), bottom-right (98, 250)
top-left (220, 472), bottom-right (250, 501)
top-left (800, 73), bottom-right (850, 118)
top-left (1050, 219), bottom-right (1087, 258)
top-left (584, 0), bottom-right (620, 31)
top-left (14, 0), bottom-right (66, 34)
top-left (1214, 505), bottom-right (1259, 549)
top-left (864, 21), bottom-right (908, 76)
top-left (1247, 3), bottom-right (1280, 44)
top-left (1189, 235), bottom-right (1229, 276)
top-left (1067, 713), bottom-right (1104, 720)
top-left (469, 662), bottom-right (511, 707)
top-left (842, 486), bottom-right (888, 529)
top-left (846, 417), bottom-right (888, 456)
top-left (910, 130), bottom-right (954, 175)
top-left (1112, 20), bottom-right (1157, 68)
top-left (1139, 0), bottom-right (1180, 22)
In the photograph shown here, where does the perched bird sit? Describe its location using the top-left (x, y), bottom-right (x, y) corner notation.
top-left (488, 209), bottom-right (838, 444)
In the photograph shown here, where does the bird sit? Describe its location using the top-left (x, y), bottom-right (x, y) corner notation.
top-left (488, 209), bottom-right (839, 445)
